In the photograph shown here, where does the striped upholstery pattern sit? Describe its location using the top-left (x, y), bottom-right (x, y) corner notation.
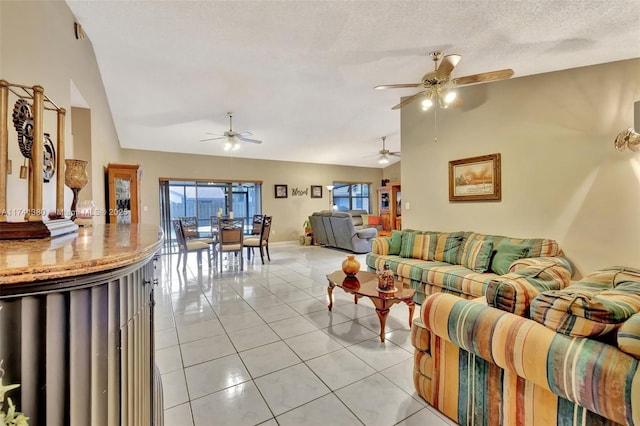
top-left (531, 277), bottom-right (640, 337)
top-left (459, 239), bottom-right (493, 273)
top-left (486, 258), bottom-right (573, 317)
top-left (433, 232), bottom-right (464, 263)
top-left (371, 237), bottom-right (390, 255)
top-left (366, 231), bottom-right (570, 307)
top-left (423, 265), bottom-right (498, 298)
top-left (619, 313), bottom-right (640, 358)
top-left (399, 232), bottom-right (432, 260)
top-left (457, 232), bottom-right (560, 261)
top-left (414, 293), bottom-right (640, 426)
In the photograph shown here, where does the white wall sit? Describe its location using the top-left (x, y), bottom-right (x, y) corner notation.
top-left (401, 58), bottom-right (640, 277)
top-left (0, 0), bottom-right (121, 220)
top-left (121, 148), bottom-right (382, 242)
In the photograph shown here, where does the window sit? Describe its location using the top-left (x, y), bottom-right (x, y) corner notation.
top-left (332, 182), bottom-right (370, 212)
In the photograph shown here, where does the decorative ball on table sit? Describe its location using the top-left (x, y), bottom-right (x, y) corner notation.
top-left (341, 255), bottom-right (360, 277)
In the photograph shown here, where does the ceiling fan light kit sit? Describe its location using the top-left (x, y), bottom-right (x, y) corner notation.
top-left (375, 50), bottom-right (514, 143)
top-left (201, 112), bottom-right (263, 150)
top-left (375, 50), bottom-right (514, 111)
top-left (367, 136), bottom-right (399, 164)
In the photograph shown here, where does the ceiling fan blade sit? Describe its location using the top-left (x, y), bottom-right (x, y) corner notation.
top-left (374, 83), bottom-right (420, 90)
top-left (205, 132), bottom-right (224, 136)
top-left (451, 69), bottom-right (514, 86)
top-left (238, 137), bottom-right (262, 144)
top-left (237, 131), bottom-right (253, 137)
top-left (389, 152), bottom-right (401, 157)
top-left (391, 91), bottom-right (427, 110)
top-left (200, 136), bottom-right (226, 142)
top-left (435, 54), bottom-right (462, 80)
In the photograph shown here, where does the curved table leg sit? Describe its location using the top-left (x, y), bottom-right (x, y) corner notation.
top-left (375, 308), bottom-right (390, 342)
top-left (327, 283), bottom-right (334, 311)
top-left (407, 301), bottom-right (415, 328)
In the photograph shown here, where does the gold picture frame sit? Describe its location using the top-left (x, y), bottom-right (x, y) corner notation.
top-left (449, 153), bottom-right (501, 201)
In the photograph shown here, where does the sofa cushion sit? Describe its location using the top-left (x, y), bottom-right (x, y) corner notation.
top-left (531, 277), bottom-right (640, 337)
top-left (460, 239), bottom-right (493, 273)
top-left (617, 313), bottom-right (640, 359)
top-left (433, 232), bottom-right (464, 263)
top-left (490, 240), bottom-right (529, 275)
top-left (400, 231), bottom-right (432, 260)
top-left (389, 230), bottom-right (402, 255)
top-left (485, 259), bottom-right (573, 317)
top-left (458, 232), bottom-right (560, 264)
top-left (423, 264), bottom-right (498, 299)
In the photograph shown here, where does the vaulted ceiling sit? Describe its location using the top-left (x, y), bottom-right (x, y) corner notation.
top-left (65, 0), bottom-right (640, 167)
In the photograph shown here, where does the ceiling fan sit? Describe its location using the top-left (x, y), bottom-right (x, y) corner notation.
top-left (201, 112), bottom-right (262, 151)
top-left (365, 136), bottom-right (400, 164)
top-left (375, 51), bottom-right (514, 111)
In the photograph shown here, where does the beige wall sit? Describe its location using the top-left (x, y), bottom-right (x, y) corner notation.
top-left (401, 58), bottom-right (640, 277)
top-left (121, 149), bottom-right (382, 242)
top-left (0, 0), bottom-right (121, 220)
top-left (382, 161), bottom-right (401, 183)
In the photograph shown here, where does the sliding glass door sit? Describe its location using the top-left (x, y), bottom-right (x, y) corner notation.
top-left (159, 180), bottom-right (262, 252)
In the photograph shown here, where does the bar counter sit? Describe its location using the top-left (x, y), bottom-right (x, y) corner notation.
top-left (0, 224), bottom-right (163, 285)
top-left (0, 224), bottom-right (164, 426)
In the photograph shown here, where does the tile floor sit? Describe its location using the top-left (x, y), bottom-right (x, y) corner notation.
top-left (154, 242), bottom-right (456, 426)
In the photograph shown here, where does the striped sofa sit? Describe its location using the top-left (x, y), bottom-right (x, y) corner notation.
top-left (411, 267), bottom-right (640, 425)
top-left (365, 230), bottom-right (573, 305)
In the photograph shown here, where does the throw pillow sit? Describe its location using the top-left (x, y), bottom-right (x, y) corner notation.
top-left (399, 232), bottom-right (431, 260)
top-left (389, 230), bottom-right (402, 255)
top-left (361, 214), bottom-right (370, 225)
top-left (460, 240), bottom-right (494, 273)
top-left (368, 215), bottom-right (381, 226)
top-left (490, 241), bottom-right (530, 275)
top-left (433, 232), bottom-right (464, 263)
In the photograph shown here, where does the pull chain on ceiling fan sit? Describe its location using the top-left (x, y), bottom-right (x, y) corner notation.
top-left (375, 50), bottom-right (514, 142)
top-left (200, 112), bottom-right (263, 150)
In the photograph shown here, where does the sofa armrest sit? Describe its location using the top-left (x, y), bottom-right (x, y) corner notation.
top-left (486, 257), bottom-right (573, 317)
top-left (371, 237), bottom-right (391, 255)
top-left (355, 227), bottom-right (377, 240)
top-left (421, 293), bottom-right (640, 426)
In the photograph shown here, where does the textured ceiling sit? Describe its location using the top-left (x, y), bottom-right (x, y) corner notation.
top-left (65, 0), bottom-right (640, 168)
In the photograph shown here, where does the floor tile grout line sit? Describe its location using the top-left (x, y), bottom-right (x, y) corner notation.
top-left (158, 245), bottom-right (450, 426)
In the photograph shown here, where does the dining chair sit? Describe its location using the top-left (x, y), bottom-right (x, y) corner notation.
top-left (250, 214), bottom-right (264, 235)
top-left (245, 215), bottom-right (272, 264)
top-left (179, 216), bottom-right (216, 245)
top-left (216, 217), bottom-right (245, 273)
top-left (172, 220), bottom-right (211, 270)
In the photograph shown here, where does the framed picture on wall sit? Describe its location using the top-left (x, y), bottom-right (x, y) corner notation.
top-left (311, 185), bottom-right (322, 198)
top-left (449, 153), bottom-right (501, 201)
top-left (275, 184), bottom-right (288, 198)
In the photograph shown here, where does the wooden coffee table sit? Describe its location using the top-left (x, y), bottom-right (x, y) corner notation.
top-left (326, 270), bottom-right (415, 342)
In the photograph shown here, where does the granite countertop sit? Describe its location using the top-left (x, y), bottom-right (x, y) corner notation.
top-left (0, 224), bottom-right (164, 285)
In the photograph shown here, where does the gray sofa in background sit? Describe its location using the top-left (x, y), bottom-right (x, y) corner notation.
top-left (308, 210), bottom-right (378, 253)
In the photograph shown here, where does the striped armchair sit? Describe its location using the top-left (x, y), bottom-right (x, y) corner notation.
top-left (411, 268), bottom-right (640, 426)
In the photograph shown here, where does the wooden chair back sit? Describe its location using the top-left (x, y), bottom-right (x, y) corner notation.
top-left (179, 216), bottom-right (199, 238)
top-left (218, 218), bottom-right (245, 246)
